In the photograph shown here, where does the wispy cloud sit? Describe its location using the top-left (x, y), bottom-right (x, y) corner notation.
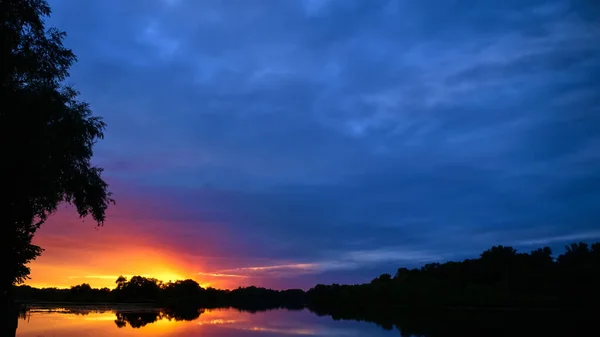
top-left (67, 275), bottom-right (121, 280)
top-left (203, 247), bottom-right (441, 278)
top-left (197, 272), bottom-right (248, 278)
top-left (344, 248), bottom-right (442, 264)
top-left (514, 231), bottom-right (600, 247)
top-left (211, 263), bottom-right (321, 278)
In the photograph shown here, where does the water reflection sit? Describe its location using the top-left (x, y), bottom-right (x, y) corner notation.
top-left (12, 304), bottom-right (596, 337)
top-left (114, 307), bottom-right (203, 328)
top-left (15, 305), bottom-right (389, 337)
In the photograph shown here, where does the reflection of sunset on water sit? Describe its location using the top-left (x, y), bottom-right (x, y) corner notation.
top-left (195, 309), bottom-right (318, 334)
top-left (18, 308), bottom-right (192, 337)
top-left (17, 311), bottom-right (187, 337)
top-left (16, 306), bottom-right (384, 337)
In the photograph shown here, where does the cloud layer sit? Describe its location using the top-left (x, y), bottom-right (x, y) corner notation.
top-left (29, 0), bottom-right (600, 288)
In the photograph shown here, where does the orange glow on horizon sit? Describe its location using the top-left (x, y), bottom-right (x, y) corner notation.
top-left (23, 199), bottom-right (230, 289)
top-left (22, 189), bottom-right (306, 290)
top-left (26, 246), bottom-right (204, 289)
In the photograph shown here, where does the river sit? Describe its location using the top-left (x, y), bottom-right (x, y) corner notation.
top-left (12, 304), bottom-right (594, 336)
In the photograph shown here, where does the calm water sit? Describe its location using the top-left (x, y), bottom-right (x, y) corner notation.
top-left (15, 306), bottom-right (394, 337)
top-left (12, 305), bottom-right (595, 336)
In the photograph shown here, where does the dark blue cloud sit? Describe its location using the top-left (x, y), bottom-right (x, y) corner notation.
top-left (47, 0), bottom-right (600, 286)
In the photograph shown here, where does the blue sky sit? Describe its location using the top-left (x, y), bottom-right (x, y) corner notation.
top-left (39, 0), bottom-right (600, 288)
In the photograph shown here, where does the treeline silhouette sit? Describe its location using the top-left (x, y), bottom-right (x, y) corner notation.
top-left (15, 242), bottom-right (600, 310)
top-left (15, 277), bottom-right (306, 312)
top-left (309, 242), bottom-right (600, 309)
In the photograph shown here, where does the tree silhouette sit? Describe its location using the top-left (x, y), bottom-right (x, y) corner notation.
top-left (557, 242), bottom-right (590, 267)
top-left (115, 276), bottom-right (128, 290)
top-left (1, 0), bottom-right (113, 302)
top-left (163, 279), bottom-right (203, 304)
top-left (113, 276), bottom-right (162, 303)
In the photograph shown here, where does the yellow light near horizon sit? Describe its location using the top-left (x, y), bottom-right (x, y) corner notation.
top-left (26, 269), bottom-right (215, 290)
top-left (25, 253), bottom-right (209, 289)
top-left (23, 205), bottom-right (228, 290)
top-left (26, 271), bottom-right (202, 289)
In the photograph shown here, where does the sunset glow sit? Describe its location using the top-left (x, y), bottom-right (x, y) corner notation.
top-left (5, 0), bottom-right (600, 335)
top-left (20, 0), bottom-right (600, 292)
top-left (25, 190), bottom-right (238, 289)
top-left (24, 183), bottom-right (333, 290)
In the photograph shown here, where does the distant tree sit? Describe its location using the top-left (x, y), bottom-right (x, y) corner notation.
top-left (478, 245), bottom-right (518, 284)
top-left (115, 276), bottom-right (128, 290)
top-left (1, 0), bottom-right (113, 301)
top-left (117, 276), bottom-right (162, 302)
top-left (371, 273), bottom-right (392, 284)
top-left (480, 245), bottom-right (517, 261)
top-left (557, 242), bottom-right (590, 266)
top-left (71, 283), bottom-right (92, 292)
top-left (421, 263), bottom-right (441, 273)
top-left (394, 268), bottom-right (410, 280)
top-left (163, 279), bottom-right (203, 302)
top-left (592, 242), bottom-right (600, 261)
top-left (529, 247), bottom-right (553, 267)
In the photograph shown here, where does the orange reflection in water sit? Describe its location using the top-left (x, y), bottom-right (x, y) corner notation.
top-left (15, 307), bottom-right (329, 337)
top-left (16, 308), bottom-right (193, 337)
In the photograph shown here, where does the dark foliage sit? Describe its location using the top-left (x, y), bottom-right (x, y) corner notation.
top-left (308, 242), bottom-right (600, 310)
top-left (14, 275), bottom-right (308, 312)
top-left (1, 0), bottom-right (113, 300)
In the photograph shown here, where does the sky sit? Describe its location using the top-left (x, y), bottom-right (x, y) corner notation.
top-left (27, 0), bottom-right (600, 290)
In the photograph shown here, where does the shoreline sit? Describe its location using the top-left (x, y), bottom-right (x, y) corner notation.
top-left (17, 301), bottom-right (588, 312)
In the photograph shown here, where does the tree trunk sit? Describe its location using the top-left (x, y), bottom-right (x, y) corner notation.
top-left (0, 290), bottom-right (18, 337)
